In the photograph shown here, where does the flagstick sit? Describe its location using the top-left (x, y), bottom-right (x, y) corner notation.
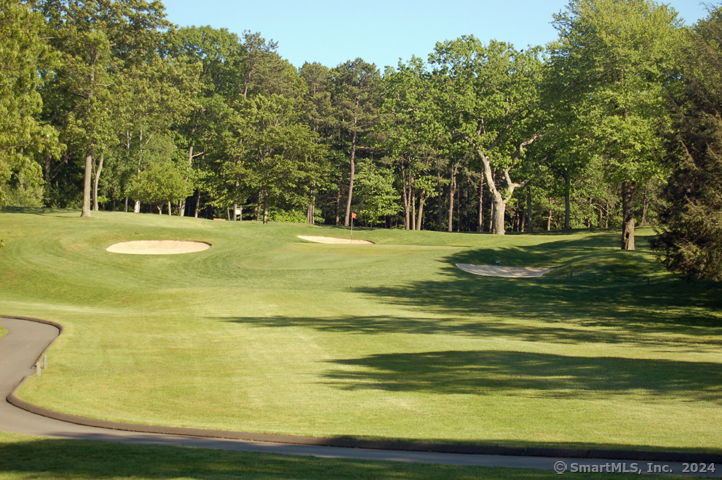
top-left (351, 216), bottom-right (353, 238)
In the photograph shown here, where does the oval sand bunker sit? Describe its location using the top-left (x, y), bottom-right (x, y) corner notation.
top-left (106, 240), bottom-right (211, 255)
top-left (456, 263), bottom-right (554, 278)
top-left (297, 235), bottom-right (374, 245)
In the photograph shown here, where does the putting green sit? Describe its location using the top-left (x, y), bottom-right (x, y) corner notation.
top-left (1, 208), bottom-right (721, 453)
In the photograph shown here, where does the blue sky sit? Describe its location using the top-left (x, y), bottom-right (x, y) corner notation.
top-left (161, 0), bottom-right (709, 69)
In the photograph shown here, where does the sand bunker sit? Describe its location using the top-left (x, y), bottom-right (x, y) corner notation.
top-left (297, 235), bottom-right (374, 245)
top-left (456, 263), bottom-right (554, 278)
top-left (106, 240), bottom-right (211, 255)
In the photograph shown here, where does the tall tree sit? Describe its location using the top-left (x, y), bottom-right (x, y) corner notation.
top-left (330, 59), bottom-right (380, 227)
top-left (40, 0), bottom-right (173, 217)
top-left (0, 0), bottom-right (61, 207)
top-left (430, 37), bottom-right (546, 235)
top-left (652, 7), bottom-right (722, 280)
top-left (379, 57), bottom-right (447, 231)
top-left (223, 94), bottom-right (327, 224)
top-left (549, 0), bottom-right (681, 249)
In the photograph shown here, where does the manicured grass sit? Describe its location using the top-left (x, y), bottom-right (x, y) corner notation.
top-left (0, 432), bottom-right (700, 480)
top-left (1, 208), bottom-right (721, 453)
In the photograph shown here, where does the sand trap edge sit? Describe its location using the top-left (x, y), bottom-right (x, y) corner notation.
top-left (297, 235), bottom-right (374, 245)
top-left (106, 240), bottom-right (211, 255)
top-left (456, 263), bottom-right (554, 278)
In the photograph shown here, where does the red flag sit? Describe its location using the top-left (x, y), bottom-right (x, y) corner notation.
top-left (351, 212), bottom-right (357, 219)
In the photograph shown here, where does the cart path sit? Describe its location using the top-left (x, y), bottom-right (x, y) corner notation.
top-left (1, 316), bottom-right (719, 476)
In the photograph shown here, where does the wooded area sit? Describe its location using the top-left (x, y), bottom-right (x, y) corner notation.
top-left (1, 0), bottom-right (721, 278)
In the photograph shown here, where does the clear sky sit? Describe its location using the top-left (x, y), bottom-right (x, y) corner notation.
top-left (161, 0), bottom-right (709, 69)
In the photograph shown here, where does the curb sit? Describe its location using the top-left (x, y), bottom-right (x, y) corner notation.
top-left (4, 315), bottom-right (722, 463)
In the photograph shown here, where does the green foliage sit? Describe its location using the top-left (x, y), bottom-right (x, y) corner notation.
top-left (0, 0), bottom-right (61, 207)
top-left (652, 7), bottom-right (722, 281)
top-left (127, 161), bottom-right (192, 211)
top-left (354, 159), bottom-right (400, 225)
top-left (2, 171), bottom-right (44, 207)
top-left (125, 135), bottom-right (192, 210)
top-left (268, 208), bottom-right (308, 223)
top-left (221, 93), bottom-right (328, 222)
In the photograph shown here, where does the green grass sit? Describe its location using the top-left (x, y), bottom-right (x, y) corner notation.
top-left (1, 208), bottom-right (721, 454)
top-left (0, 325), bottom-right (6, 339)
top-left (0, 432), bottom-right (702, 480)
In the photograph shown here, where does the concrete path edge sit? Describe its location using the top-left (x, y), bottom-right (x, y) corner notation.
top-left (5, 314), bottom-right (722, 464)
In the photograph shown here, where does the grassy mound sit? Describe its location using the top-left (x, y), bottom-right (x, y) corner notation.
top-left (1, 208), bottom-right (720, 453)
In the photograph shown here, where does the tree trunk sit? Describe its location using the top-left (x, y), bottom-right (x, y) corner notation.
top-left (401, 163), bottom-right (411, 230)
top-left (621, 181), bottom-right (637, 250)
top-left (489, 200), bottom-right (495, 233)
top-left (448, 163), bottom-right (458, 232)
top-left (134, 200), bottom-right (140, 213)
top-left (492, 195), bottom-right (505, 234)
top-left (641, 183), bottom-right (649, 227)
top-left (307, 202), bottom-right (314, 224)
top-left (194, 189), bottom-right (201, 218)
top-left (256, 191), bottom-right (262, 221)
top-left (477, 175), bottom-right (484, 232)
top-left (417, 191), bottom-right (426, 231)
top-left (564, 172), bottom-right (571, 231)
top-left (92, 153), bottom-right (103, 212)
top-left (157, 205), bottom-right (162, 214)
top-left (125, 197), bottom-right (128, 213)
top-left (335, 187), bottom-right (341, 225)
top-left (180, 145), bottom-right (194, 218)
top-left (411, 192), bottom-right (416, 230)
top-left (263, 194), bottom-right (269, 224)
top-left (344, 129), bottom-right (358, 227)
top-left (547, 208), bottom-right (553, 231)
top-left (233, 202), bottom-right (238, 221)
top-left (436, 159), bottom-right (443, 231)
top-left (81, 153), bottom-right (93, 217)
top-left (307, 182), bottom-right (316, 224)
top-left (526, 187), bottom-right (533, 233)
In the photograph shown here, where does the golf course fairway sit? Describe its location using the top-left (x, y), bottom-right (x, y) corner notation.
top-left (0, 208), bottom-right (720, 454)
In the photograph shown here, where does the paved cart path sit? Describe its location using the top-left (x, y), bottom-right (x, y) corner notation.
top-left (1, 317), bottom-right (719, 476)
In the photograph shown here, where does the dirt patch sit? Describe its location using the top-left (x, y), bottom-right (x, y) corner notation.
top-left (106, 240), bottom-right (211, 255)
top-left (456, 263), bottom-right (554, 278)
top-left (297, 235), bottom-right (374, 245)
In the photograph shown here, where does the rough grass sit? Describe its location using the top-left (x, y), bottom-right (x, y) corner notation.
top-left (0, 325), bottom-right (6, 339)
top-left (0, 432), bottom-right (701, 480)
top-left (1, 208), bottom-right (721, 453)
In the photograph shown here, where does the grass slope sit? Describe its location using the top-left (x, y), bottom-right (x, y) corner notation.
top-left (1, 208), bottom-right (721, 453)
top-left (0, 432), bottom-right (700, 480)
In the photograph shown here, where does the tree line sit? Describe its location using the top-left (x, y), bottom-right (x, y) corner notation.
top-left (1, 0), bottom-right (721, 279)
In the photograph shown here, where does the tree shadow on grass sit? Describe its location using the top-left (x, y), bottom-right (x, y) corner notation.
top-left (321, 350), bottom-right (722, 403)
top-left (218, 315), bottom-right (722, 351)
top-left (350, 238), bottom-right (722, 340)
top-left (0, 437), bottom-right (508, 480)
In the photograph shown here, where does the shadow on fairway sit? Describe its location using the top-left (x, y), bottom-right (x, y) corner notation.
top-left (0, 437), bottom-right (519, 480)
top-left (219, 314), bottom-right (722, 350)
top-left (319, 350), bottom-right (722, 402)
top-left (352, 239), bottom-right (722, 338)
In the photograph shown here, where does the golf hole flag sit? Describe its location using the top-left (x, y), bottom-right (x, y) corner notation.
top-left (352, 212), bottom-right (357, 219)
